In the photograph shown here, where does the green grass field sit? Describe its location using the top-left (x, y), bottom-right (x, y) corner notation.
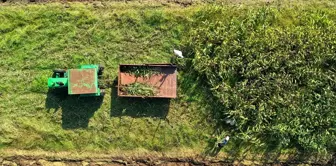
top-left (0, 1), bottom-right (335, 163)
top-left (0, 2), bottom-right (215, 153)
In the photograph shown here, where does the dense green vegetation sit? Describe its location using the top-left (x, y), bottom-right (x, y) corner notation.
top-left (183, 6), bottom-right (336, 154)
top-left (0, 0), bottom-right (335, 162)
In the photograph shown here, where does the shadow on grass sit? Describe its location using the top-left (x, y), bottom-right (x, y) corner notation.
top-left (45, 88), bottom-right (103, 129)
top-left (177, 69), bottom-right (241, 159)
top-left (202, 137), bottom-right (223, 157)
top-left (110, 80), bottom-right (170, 119)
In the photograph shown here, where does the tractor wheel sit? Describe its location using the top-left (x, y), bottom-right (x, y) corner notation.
top-left (52, 69), bottom-right (66, 78)
top-left (98, 65), bottom-right (104, 76)
top-left (100, 89), bottom-right (105, 96)
top-left (53, 69), bottom-right (66, 73)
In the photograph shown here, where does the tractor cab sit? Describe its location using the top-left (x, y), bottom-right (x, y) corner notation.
top-left (48, 64), bottom-right (105, 96)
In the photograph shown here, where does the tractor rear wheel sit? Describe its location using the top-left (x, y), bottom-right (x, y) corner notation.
top-left (52, 69), bottom-right (66, 78)
top-left (53, 69), bottom-right (66, 73)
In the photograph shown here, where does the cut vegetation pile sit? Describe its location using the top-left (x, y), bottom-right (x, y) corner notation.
top-left (118, 64), bottom-right (177, 98)
top-left (0, 1), bottom-right (335, 163)
top-left (120, 66), bottom-right (162, 96)
top-left (122, 66), bottom-right (163, 78)
top-left (120, 82), bottom-right (158, 96)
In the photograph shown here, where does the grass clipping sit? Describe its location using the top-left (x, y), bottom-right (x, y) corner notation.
top-left (120, 66), bottom-right (162, 96)
top-left (123, 66), bottom-right (162, 78)
top-left (121, 82), bottom-right (158, 97)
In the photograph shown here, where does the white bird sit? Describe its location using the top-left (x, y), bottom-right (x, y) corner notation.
top-left (174, 49), bottom-right (184, 58)
top-left (224, 136), bottom-right (230, 142)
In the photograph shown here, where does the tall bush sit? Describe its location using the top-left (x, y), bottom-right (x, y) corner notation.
top-left (183, 6), bottom-right (336, 153)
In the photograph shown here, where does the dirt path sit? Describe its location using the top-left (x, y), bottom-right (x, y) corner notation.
top-left (1, 149), bottom-right (334, 166)
top-left (2, 155), bottom-right (334, 166)
top-left (1, 156), bottom-right (232, 166)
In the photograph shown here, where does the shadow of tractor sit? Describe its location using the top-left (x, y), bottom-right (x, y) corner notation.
top-left (45, 88), bottom-right (103, 129)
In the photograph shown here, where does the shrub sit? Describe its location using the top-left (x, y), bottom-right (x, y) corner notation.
top-left (183, 6), bottom-right (336, 153)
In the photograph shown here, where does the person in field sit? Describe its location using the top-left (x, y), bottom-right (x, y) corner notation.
top-left (218, 136), bottom-right (230, 148)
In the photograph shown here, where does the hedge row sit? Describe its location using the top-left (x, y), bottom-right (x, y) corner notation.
top-left (183, 6), bottom-right (336, 153)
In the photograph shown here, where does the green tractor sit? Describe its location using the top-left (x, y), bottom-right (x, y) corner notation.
top-left (48, 64), bottom-right (105, 96)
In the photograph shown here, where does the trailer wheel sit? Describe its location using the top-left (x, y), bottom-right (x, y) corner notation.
top-left (98, 65), bottom-right (104, 75)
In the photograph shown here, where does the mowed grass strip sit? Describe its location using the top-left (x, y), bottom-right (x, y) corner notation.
top-left (0, 3), bottom-right (210, 152)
